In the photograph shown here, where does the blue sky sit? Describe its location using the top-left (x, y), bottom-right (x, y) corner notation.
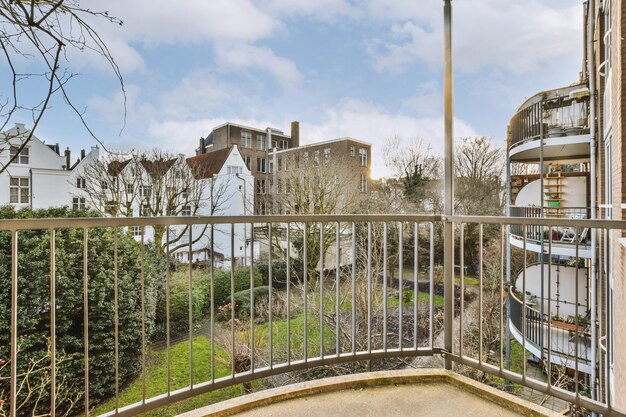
top-left (5, 0), bottom-right (584, 178)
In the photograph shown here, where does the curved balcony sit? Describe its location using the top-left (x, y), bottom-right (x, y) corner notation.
top-left (508, 292), bottom-right (591, 374)
top-left (509, 206), bottom-right (592, 258)
top-left (508, 83), bottom-right (591, 163)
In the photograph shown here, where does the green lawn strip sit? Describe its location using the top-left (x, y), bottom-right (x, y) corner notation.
top-left (387, 290), bottom-right (444, 308)
top-left (93, 336), bottom-right (244, 417)
top-left (486, 341), bottom-right (525, 394)
top-left (253, 315), bottom-right (336, 360)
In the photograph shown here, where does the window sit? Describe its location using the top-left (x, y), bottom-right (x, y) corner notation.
top-left (126, 184), bottom-right (134, 194)
top-left (101, 180), bottom-right (109, 190)
top-left (272, 140), bottom-right (278, 149)
top-left (284, 158), bottom-right (289, 171)
top-left (244, 156), bottom-right (251, 170)
top-left (268, 159), bottom-right (274, 173)
top-left (323, 148), bottom-right (331, 163)
top-left (9, 146), bottom-right (29, 164)
top-left (277, 158), bottom-right (282, 171)
top-left (227, 165), bottom-right (243, 175)
top-left (286, 179), bottom-right (291, 194)
top-left (257, 135), bottom-right (266, 150)
top-left (313, 150), bottom-right (320, 165)
top-left (140, 203), bottom-right (150, 216)
top-left (269, 179), bottom-right (274, 194)
top-left (131, 226), bottom-right (143, 237)
top-left (72, 197), bottom-right (86, 210)
top-left (139, 186), bottom-right (152, 199)
top-left (281, 140), bottom-right (288, 149)
top-left (350, 146), bottom-right (355, 157)
top-left (360, 174), bottom-right (367, 193)
top-left (359, 148), bottom-right (368, 166)
top-left (256, 158), bottom-right (266, 173)
top-left (241, 131), bottom-right (252, 148)
top-left (76, 177), bottom-right (86, 189)
top-left (9, 177), bottom-right (29, 204)
top-left (277, 179), bottom-right (283, 194)
top-left (303, 152), bottom-right (308, 163)
top-left (182, 205), bottom-right (192, 216)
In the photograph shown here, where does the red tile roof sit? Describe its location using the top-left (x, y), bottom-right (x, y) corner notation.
top-left (186, 147), bottom-right (232, 179)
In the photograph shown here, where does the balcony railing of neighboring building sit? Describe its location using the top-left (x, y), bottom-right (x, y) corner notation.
top-left (0, 214), bottom-right (624, 417)
top-left (510, 206), bottom-right (591, 248)
top-left (508, 84), bottom-right (590, 150)
top-left (509, 291), bottom-right (591, 368)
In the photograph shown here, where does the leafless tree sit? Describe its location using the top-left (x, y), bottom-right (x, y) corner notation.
top-left (0, 0), bottom-right (125, 174)
top-left (267, 153), bottom-right (366, 281)
top-left (78, 151), bottom-right (138, 217)
top-left (78, 148), bottom-right (233, 254)
top-left (383, 136), bottom-right (443, 213)
top-left (0, 339), bottom-right (81, 417)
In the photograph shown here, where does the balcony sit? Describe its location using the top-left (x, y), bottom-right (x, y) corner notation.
top-left (507, 83), bottom-right (591, 163)
top-left (0, 214), bottom-right (624, 417)
top-left (509, 291), bottom-right (591, 374)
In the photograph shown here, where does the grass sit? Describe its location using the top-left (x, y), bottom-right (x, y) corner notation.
top-left (387, 289), bottom-right (444, 308)
top-left (401, 266), bottom-right (480, 286)
top-left (253, 314), bottom-right (336, 360)
top-left (92, 337), bottom-right (246, 417)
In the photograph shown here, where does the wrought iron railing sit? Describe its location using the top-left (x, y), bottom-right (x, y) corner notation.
top-left (0, 214), bottom-right (624, 417)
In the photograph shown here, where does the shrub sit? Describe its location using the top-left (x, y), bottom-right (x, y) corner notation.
top-left (257, 259), bottom-right (304, 289)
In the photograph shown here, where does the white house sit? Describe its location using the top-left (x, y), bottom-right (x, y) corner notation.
top-left (183, 145), bottom-right (254, 266)
top-left (0, 123), bottom-right (98, 209)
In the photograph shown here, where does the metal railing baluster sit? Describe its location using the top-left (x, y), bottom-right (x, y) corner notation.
top-left (83, 228), bottom-right (90, 416)
top-left (383, 222), bottom-right (387, 352)
top-left (50, 228), bottom-right (56, 417)
top-left (398, 221), bottom-right (403, 351)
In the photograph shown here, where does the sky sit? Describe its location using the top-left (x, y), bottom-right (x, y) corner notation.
top-left (5, 0), bottom-right (585, 178)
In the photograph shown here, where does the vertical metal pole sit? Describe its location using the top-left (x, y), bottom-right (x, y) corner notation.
top-left (83, 229), bottom-right (90, 416)
top-left (587, 0), bottom-right (598, 404)
top-left (50, 229), bottom-right (56, 417)
top-left (10, 231), bottom-right (18, 417)
top-left (505, 143), bottom-right (512, 381)
top-left (114, 229), bottom-right (119, 411)
top-left (443, 0), bottom-right (455, 370)
top-left (140, 227), bottom-right (146, 403)
top-left (188, 227), bottom-right (193, 388)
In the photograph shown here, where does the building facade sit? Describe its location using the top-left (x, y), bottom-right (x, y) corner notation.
top-left (0, 123), bottom-right (98, 210)
top-left (197, 121), bottom-right (300, 213)
top-left (506, 0), bottom-right (625, 411)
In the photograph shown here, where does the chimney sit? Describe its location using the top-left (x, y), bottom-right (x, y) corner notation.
top-left (199, 137), bottom-right (205, 154)
top-left (14, 123), bottom-right (26, 132)
top-left (81, 149), bottom-right (85, 159)
top-left (291, 121), bottom-right (300, 148)
top-left (64, 147), bottom-right (71, 170)
top-left (55, 143), bottom-right (60, 155)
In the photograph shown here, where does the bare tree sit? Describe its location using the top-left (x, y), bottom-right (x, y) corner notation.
top-left (0, 1), bottom-right (125, 174)
top-left (78, 148), bottom-right (234, 254)
top-left (78, 151), bottom-right (138, 217)
top-left (383, 136), bottom-right (443, 213)
top-left (268, 153), bottom-right (366, 281)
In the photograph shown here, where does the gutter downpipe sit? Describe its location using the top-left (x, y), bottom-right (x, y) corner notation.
top-left (587, 0), bottom-right (598, 406)
top-left (235, 173), bottom-right (248, 266)
top-left (443, 0), bottom-right (455, 370)
top-left (539, 102), bottom-right (545, 355)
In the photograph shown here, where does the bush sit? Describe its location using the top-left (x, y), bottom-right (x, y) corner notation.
top-left (257, 259), bottom-right (304, 289)
top-left (211, 267), bottom-right (262, 308)
top-left (0, 206), bottom-right (163, 416)
top-left (233, 286), bottom-right (271, 319)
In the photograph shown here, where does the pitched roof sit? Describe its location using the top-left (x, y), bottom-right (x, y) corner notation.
top-left (107, 159), bottom-right (132, 176)
top-left (186, 147), bottom-right (232, 179)
top-left (140, 158), bottom-right (177, 180)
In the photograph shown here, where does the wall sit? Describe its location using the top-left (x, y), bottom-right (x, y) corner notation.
top-left (514, 176), bottom-right (588, 208)
top-left (515, 263), bottom-right (588, 318)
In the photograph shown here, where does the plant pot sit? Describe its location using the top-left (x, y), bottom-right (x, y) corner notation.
top-left (548, 201), bottom-right (560, 207)
top-left (547, 126), bottom-right (564, 138)
top-left (564, 126), bottom-right (583, 136)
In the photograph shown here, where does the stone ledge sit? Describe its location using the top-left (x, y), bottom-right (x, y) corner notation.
top-left (177, 369), bottom-right (560, 417)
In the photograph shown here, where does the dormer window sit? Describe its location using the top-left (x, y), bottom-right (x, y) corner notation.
top-left (9, 146), bottom-right (29, 164)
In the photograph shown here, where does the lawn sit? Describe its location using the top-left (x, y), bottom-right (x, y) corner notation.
top-left (401, 266), bottom-right (480, 286)
top-left (387, 289), bottom-right (444, 308)
top-left (253, 314), bottom-right (336, 361)
top-left (92, 337), bottom-right (246, 417)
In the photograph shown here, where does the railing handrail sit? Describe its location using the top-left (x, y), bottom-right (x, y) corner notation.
top-left (2, 213), bottom-right (625, 231)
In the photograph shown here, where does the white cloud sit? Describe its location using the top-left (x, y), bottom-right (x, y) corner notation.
top-left (91, 0), bottom-right (278, 44)
top-left (214, 43), bottom-right (301, 87)
top-left (300, 98), bottom-right (477, 178)
top-left (368, 0), bottom-right (582, 75)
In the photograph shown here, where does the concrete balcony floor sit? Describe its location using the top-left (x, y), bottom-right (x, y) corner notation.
top-left (179, 370), bottom-right (559, 417)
